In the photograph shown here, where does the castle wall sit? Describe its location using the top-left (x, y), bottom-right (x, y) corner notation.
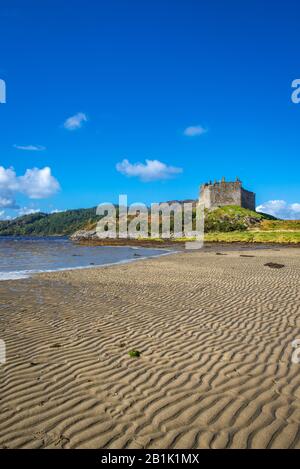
top-left (200, 182), bottom-right (242, 209)
top-left (200, 181), bottom-right (256, 211)
top-left (241, 188), bottom-right (256, 211)
top-left (200, 186), bottom-right (214, 209)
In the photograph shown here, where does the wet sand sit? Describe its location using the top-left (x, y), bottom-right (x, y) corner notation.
top-left (0, 247), bottom-right (300, 449)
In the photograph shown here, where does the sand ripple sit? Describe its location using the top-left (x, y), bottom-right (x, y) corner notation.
top-left (0, 248), bottom-right (300, 448)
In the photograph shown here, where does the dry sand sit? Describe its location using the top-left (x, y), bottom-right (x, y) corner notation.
top-left (0, 247), bottom-right (300, 449)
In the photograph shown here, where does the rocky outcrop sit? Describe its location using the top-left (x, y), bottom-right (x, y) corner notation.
top-left (70, 229), bottom-right (98, 241)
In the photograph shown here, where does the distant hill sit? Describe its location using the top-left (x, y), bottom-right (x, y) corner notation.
top-left (0, 204), bottom-right (278, 237)
top-left (0, 208), bottom-right (100, 236)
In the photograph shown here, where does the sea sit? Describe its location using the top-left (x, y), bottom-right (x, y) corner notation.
top-left (0, 236), bottom-right (169, 281)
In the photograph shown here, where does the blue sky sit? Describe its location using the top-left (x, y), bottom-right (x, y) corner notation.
top-left (0, 0), bottom-right (300, 219)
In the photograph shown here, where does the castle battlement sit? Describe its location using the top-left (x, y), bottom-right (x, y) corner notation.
top-left (199, 177), bottom-right (256, 211)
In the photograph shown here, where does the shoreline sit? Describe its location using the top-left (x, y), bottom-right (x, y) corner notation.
top-left (0, 247), bottom-right (177, 281)
top-left (1, 241), bottom-right (299, 281)
top-left (73, 238), bottom-right (300, 250)
top-left (2, 241), bottom-right (299, 282)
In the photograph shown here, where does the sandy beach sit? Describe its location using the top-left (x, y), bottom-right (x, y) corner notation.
top-left (0, 246), bottom-right (300, 449)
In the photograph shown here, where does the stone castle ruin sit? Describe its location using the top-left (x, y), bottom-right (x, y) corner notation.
top-left (199, 177), bottom-right (256, 211)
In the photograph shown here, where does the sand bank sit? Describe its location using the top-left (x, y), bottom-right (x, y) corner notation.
top-left (0, 247), bottom-right (300, 448)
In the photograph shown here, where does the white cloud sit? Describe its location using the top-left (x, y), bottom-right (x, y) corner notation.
top-left (257, 200), bottom-right (300, 219)
top-left (0, 166), bottom-right (19, 192)
top-left (14, 144), bottom-right (46, 151)
top-left (19, 167), bottom-right (60, 199)
top-left (0, 166), bottom-right (19, 209)
top-left (63, 112), bottom-right (87, 130)
top-left (116, 159), bottom-right (183, 182)
top-left (50, 209), bottom-right (64, 214)
top-left (290, 203), bottom-right (300, 213)
top-left (18, 207), bottom-right (40, 217)
top-left (0, 166), bottom-right (60, 207)
top-left (0, 195), bottom-right (19, 209)
top-left (183, 125), bottom-right (207, 137)
top-left (0, 210), bottom-right (12, 221)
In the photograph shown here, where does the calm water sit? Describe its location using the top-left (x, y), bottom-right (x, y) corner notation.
top-left (0, 237), bottom-right (169, 281)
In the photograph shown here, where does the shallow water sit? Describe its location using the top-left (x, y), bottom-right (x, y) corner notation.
top-left (0, 236), bottom-right (169, 280)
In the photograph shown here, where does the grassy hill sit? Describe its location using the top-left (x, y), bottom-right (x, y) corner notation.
top-left (258, 219), bottom-right (300, 231)
top-left (204, 230), bottom-right (300, 244)
top-left (204, 205), bottom-right (275, 231)
top-left (70, 205), bottom-right (275, 234)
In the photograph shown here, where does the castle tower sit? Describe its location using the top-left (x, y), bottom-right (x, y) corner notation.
top-left (199, 178), bottom-right (256, 211)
